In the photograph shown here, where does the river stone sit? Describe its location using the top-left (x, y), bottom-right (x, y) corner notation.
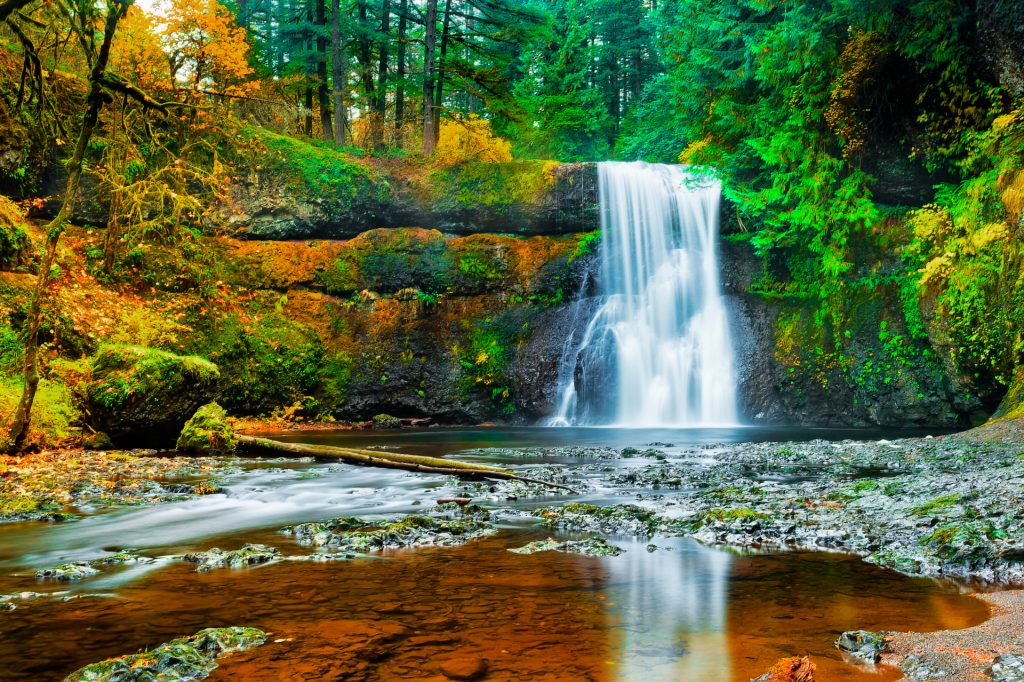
top-left (508, 537), bottom-right (624, 557)
top-left (438, 656), bottom-right (489, 681)
top-left (63, 626), bottom-right (267, 681)
top-left (36, 562), bottom-right (100, 582)
top-left (281, 514), bottom-right (495, 552)
top-left (835, 630), bottom-right (887, 663)
top-left (183, 544), bottom-right (280, 572)
top-left (991, 654), bottom-right (1024, 682)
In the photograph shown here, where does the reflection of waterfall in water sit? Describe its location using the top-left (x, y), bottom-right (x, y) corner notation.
top-left (549, 162), bottom-right (738, 427)
top-left (602, 538), bottom-right (732, 681)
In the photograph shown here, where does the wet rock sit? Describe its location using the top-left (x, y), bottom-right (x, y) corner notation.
top-left (439, 655), bottom-right (490, 681)
top-left (93, 550), bottom-right (153, 566)
top-left (183, 544), bottom-right (281, 572)
top-left (63, 626), bottom-right (267, 681)
top-left (534, 503), bottom-right (658, 537)
top-left (991, 654), bottom-right (1024, 682)
top-left (835, 630), bottom-right (887, 663)
top-left (752, 655), bottom-right (816, 681)
top-left (509, 537), bottom-right (624, 557)
top-left (899, 653), bottom-right (944, 680)
top-left (281, 514), bottom-right (495, 552)
top-left (83, 431), bottom-right (115, 451)
top-left (36, 562), bottom-right (100, 582)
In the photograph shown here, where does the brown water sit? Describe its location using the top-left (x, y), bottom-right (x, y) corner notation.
top-left (0, 428), bottom-right (991, 680)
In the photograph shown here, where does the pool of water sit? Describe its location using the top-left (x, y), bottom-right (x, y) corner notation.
top-left (0, 426), bottom-right (986, 681)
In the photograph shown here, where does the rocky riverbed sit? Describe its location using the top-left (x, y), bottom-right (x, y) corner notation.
top-left (3, 422), bottom-right (1024, 680)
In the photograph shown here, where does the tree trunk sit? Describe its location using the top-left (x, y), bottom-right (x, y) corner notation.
top-left (331, 0), bottom-right (348, 146)
top-left (317, 0), bottom-right (333, 140)
top-left (304, 0), bottom-right (314, 136)
top-left (6, 0), bottom-right (127, 451)
top-left (432, 0), bottom-right (452, 146)
top-left (373, 0), bottom-right (390, 150)
top-left (357, 0), bottom-right (375, 101)
top-left (394, 0), bottom-right (407, 134)
top-left (422, 0), bottom-right (437, 155)
top-left (234, 435), bottom-right (578, 493)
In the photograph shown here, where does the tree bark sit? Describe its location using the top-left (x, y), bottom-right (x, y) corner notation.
top-left (317, 0), bottom-right (333, 140)
top-left (422, 0), bottom-right (437, 155)
top-left (331, 0), bottom-right (348, 146)
top-left (6, 0), bottom-right (129, 451)
top-left (235, 435), bottom-right (578, 493)
top-left (394, 0), bottom-right (407, 134)
top-left (432, 0), bottom-right (452, 147)
top-left (373, 0), bottom-right (390, 150)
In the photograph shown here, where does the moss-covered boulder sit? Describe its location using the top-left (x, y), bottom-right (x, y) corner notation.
top-left (0, 195), bottom-right (31, 270)
top-left (372, 413), bottom-right (402, 429)
top-left (64, 627), bottom-right (267, 681)
top-left (84, 345), bottom-right (220, 447)
top-left (219, 129), bottom-right (391, 240)
top-left (177, 402), bottom-right (237, 454)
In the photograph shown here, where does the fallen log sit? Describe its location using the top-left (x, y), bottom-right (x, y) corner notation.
top-left (234, 435), bottom-right (578, 494)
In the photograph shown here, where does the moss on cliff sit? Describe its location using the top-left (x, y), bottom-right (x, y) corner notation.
top-left (426, 160), bottom-right (558, 216)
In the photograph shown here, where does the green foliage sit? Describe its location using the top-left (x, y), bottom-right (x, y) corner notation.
top-left (197, 314), bottom-right (323, 415)
top-left (568, 231), bottom-right (600, 263)
top-left (87, 345), bottom-right (219, 411)
top-left (248, 128), bottom-right (390, 207)
top-left (0, 377), bottom-right (79, 446)
top-left (0, 322), bottom-right (22, 376)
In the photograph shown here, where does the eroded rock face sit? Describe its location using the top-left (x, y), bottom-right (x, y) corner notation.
top-left (978, 0), bottom-right (1024, 98)
top-left (721, 241), bottom-right (978, 427)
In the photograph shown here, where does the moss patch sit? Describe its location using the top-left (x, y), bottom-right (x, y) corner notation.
top-left (177, 402), bottom-right (237, 454)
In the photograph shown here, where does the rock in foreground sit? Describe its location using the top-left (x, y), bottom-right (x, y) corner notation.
top-left (281, 514), bottom-right (495, 551)
top-left (508, 537), bottom-right (624, 557)
top-left (63, 626), bottom-right (267, 681)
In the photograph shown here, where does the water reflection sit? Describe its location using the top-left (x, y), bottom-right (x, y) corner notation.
top-left (602, 538), bottom-right (732, 681)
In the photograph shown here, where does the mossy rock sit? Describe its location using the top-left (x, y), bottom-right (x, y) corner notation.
top-left (0, 196), bottom-right (31, 270)
top-left (992, 365), bottom-right (1024, 421)
top-left (372, 413), bottom-right (402, 429)
top-left (177, 402), bottom-right (237, 454)
top-left (84, 345), bottom-right (220, 448)
top-left (64, 626), bottom-right (267, 681)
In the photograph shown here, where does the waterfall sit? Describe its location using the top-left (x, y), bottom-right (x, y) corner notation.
top-left (548, 162), bottom-right (738, 427)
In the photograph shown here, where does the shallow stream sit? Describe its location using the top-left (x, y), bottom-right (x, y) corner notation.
top-left (0, 427), bottom-right (990, 681)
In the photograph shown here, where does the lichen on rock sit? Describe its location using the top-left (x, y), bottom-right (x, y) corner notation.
top-left (281, 513), bottom-right (495, 552)
top-left (508, 537), bottom-right (624, 557)
top-left (182, 544), bottom-right (281, 572)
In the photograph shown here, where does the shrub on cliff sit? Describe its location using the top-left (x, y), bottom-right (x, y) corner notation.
top-left (0, 196), bottom-right (31, 270)
top-left (85, 344), bottom-right (220, 446)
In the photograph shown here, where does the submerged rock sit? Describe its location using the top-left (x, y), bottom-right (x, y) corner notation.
top-left (281, 514), bottom-right (495, 552)
top-left (63, 626), bottom-right (267, 681)
top-left (508, 537), bottom-right (624, 557)
top-left (36, 562), bottom-right (100, 582)
top-left (752, 655), bottom-right (816, 681)
top-left (835, 630), bottom-right (887, 663)
top-left (183, 544), bottom-right (280, 572)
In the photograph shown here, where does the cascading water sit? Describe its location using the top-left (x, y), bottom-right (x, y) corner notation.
top-left (549, 161), bottom-right (738, 427)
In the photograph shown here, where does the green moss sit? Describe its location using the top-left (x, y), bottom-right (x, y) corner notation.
top-left (427, 160), bottom-right (556, 213)
top-left (64, 627), bottom-right (267, 682)
top-left (319, 229), bottom-right (454, 295)
top-left (372, 413), bottom-right (402, 429)
top-left (251, 128), bottom-right (390, 206)
top-left (177, 402), bottom-right (237, 454)
top-left (0, 493), bottom-right (43, 516)
top-left (0, 377), bottom-right (79, 446)
top-left (0, 197), bottom-right (30, 270)
top-left (568, 230), bottom-right (600, 263)
top-left (88, 345), bottom-right (219, 410)
top-left (702, 507), bottom-right (771, 523)
top-left (195, 314), bottom-right (322, 415)
top-left (911, 493), bottom-right (962, 516)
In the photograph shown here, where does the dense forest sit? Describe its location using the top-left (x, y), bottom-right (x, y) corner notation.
top-left (0, 0), bottom-right (1022, 448)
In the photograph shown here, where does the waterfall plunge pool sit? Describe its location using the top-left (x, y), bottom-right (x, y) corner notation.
top-left (0, 426), bottom-right (984, 681)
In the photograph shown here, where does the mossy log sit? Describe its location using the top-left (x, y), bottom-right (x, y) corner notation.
top-left (234, 435), bottom-right (578, 494)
